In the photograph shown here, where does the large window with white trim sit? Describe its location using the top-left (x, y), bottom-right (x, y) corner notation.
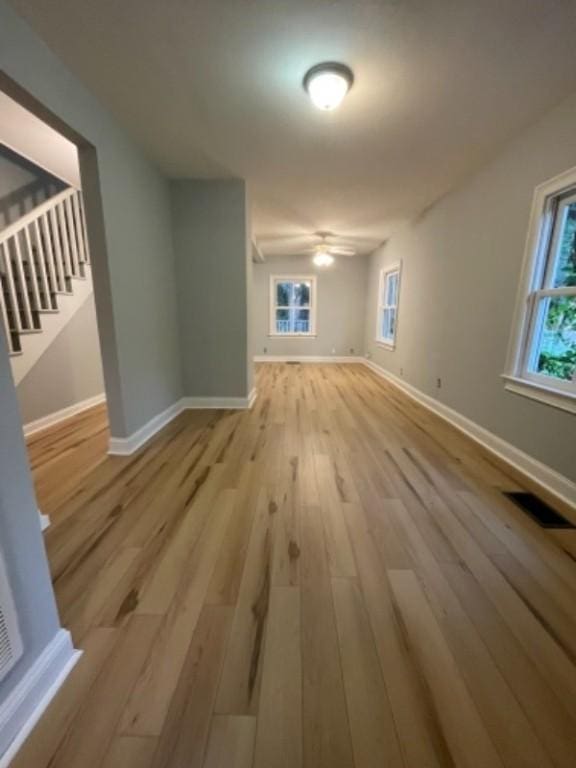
top-left (376, 263), bottom-right (401, 347)
top-left (505, 169), bottom-right (576, 412)
top-left (269, 275), bottom-right (317, 336)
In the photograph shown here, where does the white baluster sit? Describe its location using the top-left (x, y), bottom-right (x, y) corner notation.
top-left (56, 201), bottom-right (73, 278)
top-left (11, 235), bottom-right (34, 330)
top-left (49, 206), bottom-right (68, 292)
top-left (79, 194), bottom-right (91, 264)
top-left (64, 195), bottom-right (80, 276)
top-left (0, 283), bottom-right (14, 354)
top-left (0, 242), bottom-right (22, 335)
top-left (39, 213), bottom-right (58, 296)
top-left (32, 219), bottom-right (51, 309)
top-left (72, 192), bottom-right (87, 265)
top-left (0, 244), bottom-right (16, 353)
top-left (23, 226), bottom-right (42, 312)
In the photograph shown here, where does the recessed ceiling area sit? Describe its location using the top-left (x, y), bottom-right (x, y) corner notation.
top-left (8, 0), bottom-right (576, 257)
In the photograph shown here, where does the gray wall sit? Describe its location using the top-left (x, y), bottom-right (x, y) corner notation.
top-left (171, 179), bottom-right (252, 398)
top-left (253, 255), bottom-right (368, 358)
top-left (0, 0), bottom-right (183, 732)
top-left (0, 327), bottom-right (62, 754)
top-left (365, 91), bottom-right (576, 483)
top-left (0, 0), bottom-right (183, 440)
top-left (16, 293), bottom-right (105, 425)
top-left (0, 144), bottom-right (64, 229)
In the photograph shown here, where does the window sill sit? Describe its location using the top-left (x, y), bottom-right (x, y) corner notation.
top-left (376, 339), bottom-right (396, 350)
top-left (502, 374), bottom-right (576, 415)
top-left (268, 333), bottom-right (317, 338)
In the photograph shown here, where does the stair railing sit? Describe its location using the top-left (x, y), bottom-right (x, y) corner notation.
top-left (0, 188), bottom-right (90, 355)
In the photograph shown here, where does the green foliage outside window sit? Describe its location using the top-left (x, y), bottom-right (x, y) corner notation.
top-left (537, 204), bottom-right (576, 381)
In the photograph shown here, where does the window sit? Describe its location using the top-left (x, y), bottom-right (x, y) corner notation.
top-left (269, 275), bottom-right (316, 336)
top-left (376, 263), bottom-right (401, 347)
top-left (504, 168), bottom-right (576, 413)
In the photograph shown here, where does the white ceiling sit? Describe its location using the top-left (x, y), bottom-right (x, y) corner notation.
top-left (8, 0), bottom-right (576, 257)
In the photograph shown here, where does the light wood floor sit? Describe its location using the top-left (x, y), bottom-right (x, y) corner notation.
top-left (19, 363), bottom-right (576, 768)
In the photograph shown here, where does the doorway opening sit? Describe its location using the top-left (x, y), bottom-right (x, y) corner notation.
top-left (0, 84), bottom-right (111, 528)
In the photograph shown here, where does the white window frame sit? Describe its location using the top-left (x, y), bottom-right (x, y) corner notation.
top-left (376, 262), bottom-right (401, 349)
top-left (503, 166), bottom-right (576, 414)
top-left (269, 274), bottom-right (317, 337)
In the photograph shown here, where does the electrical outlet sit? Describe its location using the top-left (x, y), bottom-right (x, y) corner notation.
top-left (263, 346), bottom-right (268, 354)
top-left (436, 377), bottom-right (442, 389)
top-left (350, 347), bottom-right (355, 354)
top-left (331, 347), bottom-right (336, 355)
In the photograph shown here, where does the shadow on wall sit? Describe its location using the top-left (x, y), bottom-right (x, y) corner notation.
top-left (0, 144), bottom-right (66, 230)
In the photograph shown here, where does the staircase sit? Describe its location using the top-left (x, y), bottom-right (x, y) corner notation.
top-left (0, 188), bottom-right (91, 371)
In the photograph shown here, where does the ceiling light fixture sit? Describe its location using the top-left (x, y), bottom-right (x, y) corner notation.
top-left (303, 62), bottom-right (354, 111)
top-left (313, 252), bottom-right (335, 267)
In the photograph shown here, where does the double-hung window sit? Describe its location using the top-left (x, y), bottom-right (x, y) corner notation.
top-left (270, 275), bottom-right (316, 336)
top-left (376, 263), bottom-right (401, 347)
top-left (505, 169), bottom-right (576, 412)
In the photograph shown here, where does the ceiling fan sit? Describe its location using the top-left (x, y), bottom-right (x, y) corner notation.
top-left (308, 233), bottom-right (356, 266)
top-left (254, 230), bottom-right (380, 261)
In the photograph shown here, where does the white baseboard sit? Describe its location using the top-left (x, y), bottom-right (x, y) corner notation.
top-left (0, 630), bottom-right (81, 767)
top-left (363, 359), bottom-right (576, 509)
top-left (248, 388), bottom-right (258, 409)
top-left (182, 388), bottom-right (258, 410)
top-left (108, 389), bottom-right (258, 457)
top-left (254, 355), bottom-right (363, 363)
top-left (39, 512), bottom-right (50, 532)
top-left (23, 393), bottom-right (106, 437)
top-left (108, 399), bottom-right (183, 456)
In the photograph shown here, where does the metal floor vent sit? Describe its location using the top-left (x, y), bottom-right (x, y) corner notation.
top-left (502, 491), bottom-right (575, 530)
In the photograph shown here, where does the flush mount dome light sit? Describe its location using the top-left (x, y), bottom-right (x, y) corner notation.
top-left (304, 62), bottom-right (353, 110)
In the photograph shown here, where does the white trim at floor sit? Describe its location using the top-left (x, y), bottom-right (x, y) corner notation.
top-left (363, 358), bottom-right (576, 510)
top-left (0, 630), bottom-right (81, 767)
top-left (39, 512), bottom-right (50, 532)
top-left (22, 393), bottom-right (106, 437)
top-left (108, 389), bottom-right (258, 456)
top-left (254, 355), bottom-right (363, 363)
top-left (182, 388), bottom-right (258, 410)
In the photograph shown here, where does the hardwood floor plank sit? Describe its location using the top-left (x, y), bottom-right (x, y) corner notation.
top-left (441, 560), bottom-right (576, 768)
top-left (102, 736), bottom-right (157, 768)
top-left (48, 615), bottom-right (162, 768)
top-left (332, 577), bottom-right (404, 768)
top-left (21, 364), bottom-right (575, 768)
top-left (202, 716), bottom-right (256, 768)
top-left (10, 628), bottom-right (117, 768)
top-left (300, 503), bottom-right (355, 768)
top-left (253, 586), bottom-right (302, 768)
top-left (119, 491), bottom-right (233, 736)
top-left (389, 500), bottom-right (554, 768)
top-left (215, 486), bottom-right (276, 715)
top-left (388, 569), bottom-right (504, 768)
top-left (205, 462), bottom-right (261, 605)
top-left (342, 501), bottom-right (450, 768)
top-left (150, 605), bottom-right (233, 768)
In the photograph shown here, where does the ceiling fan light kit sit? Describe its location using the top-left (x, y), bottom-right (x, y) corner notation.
top-left (313, 251), bottom-right (335, 267)
top-left (303, 62), bottom-right (354, 111)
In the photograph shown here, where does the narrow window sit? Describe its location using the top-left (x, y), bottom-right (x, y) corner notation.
top-left (505, 170), bottom-right (576, 412)
top-left (269, 275), bottom-right (316, 336)
top-left (376, 264), bottom-right (401, 347)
